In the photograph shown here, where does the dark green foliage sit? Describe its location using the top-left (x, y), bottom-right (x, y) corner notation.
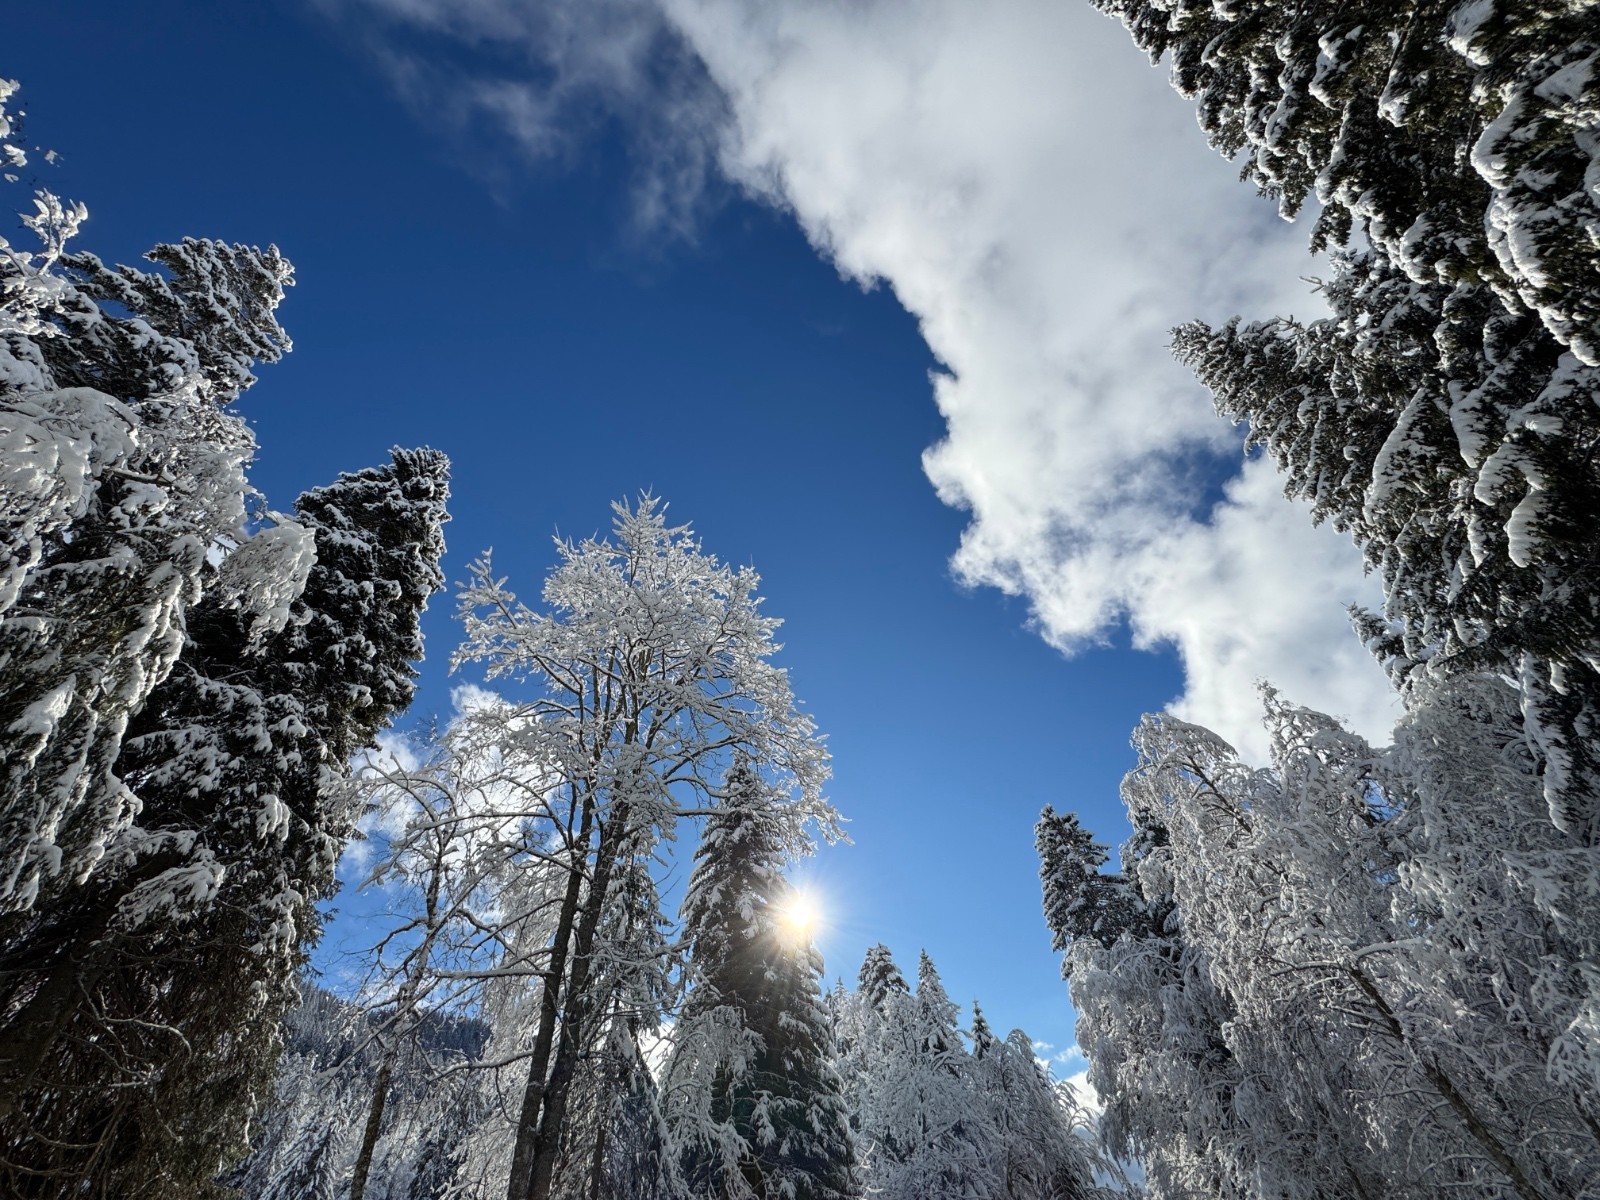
top-left (0, 450), bottom-right (450, 1197)
top-left (1091, 0), bottom-right (1600, 839)
top-left (0, 236), bottom-right (292, 924)
top-left (856, 942), bottom-right (910, 1011)
top-left (670, 759), bottom-right (857, 1200)
top-left (53, 240), bottom-right (295, 403)
top-left (1035, 804), bottom-right (1148, 962)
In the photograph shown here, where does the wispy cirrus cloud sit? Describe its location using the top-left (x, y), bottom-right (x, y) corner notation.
top-left (322, 0), bottom-right (727, 232)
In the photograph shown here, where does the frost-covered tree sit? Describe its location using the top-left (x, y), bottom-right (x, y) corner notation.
top-left (856, 943), bottom-right (910, 1010)
top-left (260, 1103), bottom-right (353, 1200)
top-left (840, 945), bottom-right (1100, 1200)
top-left (662, 757), bottom-right (856, 1200)
top-left (541, 830), bottom-right (677, 1200)
top-left (292, 685), bottom-right (577, 1200)
top-left (1045, 685), bottom-right (1600, 1200)
top-left (969, 1028), bottom-right (1099, 1200)
top-left (0, 448), bottom-right (450, 1196)
top-left (0, 82), bottom-right (452, 1195)
top-left (1, 77), bottom-right (294, 920)
top-left (1386, 670), bottom-right (1600, 1114)
top-left (233, 983), bottom-right (490, 1200)
top-left (846, 949), bottom-right (979, 1199)
top-left (1046, 819), bottom-right (1254, 1200)
top-left (453, 497), bottom-right (839, 1200)
top-left (1087, 0), bottom-right (1600, 839)
top-left (344, 728), bottom-right (522, 1200)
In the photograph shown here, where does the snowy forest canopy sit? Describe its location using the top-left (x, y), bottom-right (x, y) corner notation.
top-left (1, 0), bottom-right (1599, 1197)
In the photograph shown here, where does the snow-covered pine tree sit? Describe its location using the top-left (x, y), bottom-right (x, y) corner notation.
top-left (401, 1080), bottom-right (489, 1200)
top-left (453, 497), bottom-right (839, 1200)
top-left (834, 947), bottom-right (1104, 1200)
top-left (968, 1027), bottom-right (1098, 1200)
top-left (1, 82), bottom-right (454, 1196)
top-left (663, 756), bottom-right (856, 1200)
top-left (968, 1002), bottom-right (997, 1059)
top-left (258, 1097), bottom-right (354, 1200)
top-left (912, 951), bottom-right (961, 1061)
top-left (1086, 0), bottom-right (1600, 839)
top-left (742, 933), bottom-right (855, 1200)
top-left (1039, 784), bottom-right (1264, 1200)
top-left (849, 949), bottom-right (986, 1200)
top-left (856, 943), bottom-right (910, 1010)
top-left (1090, 0), bottom-right (1599, 356)
top-left (0, 450), bottom-right (450, 1197)
top-left (1036, 805), bottom-right (1149, 957)
top-left (1, 78), bottom-right (294, 920)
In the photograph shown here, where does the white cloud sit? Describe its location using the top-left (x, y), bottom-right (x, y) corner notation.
top-left (341, 684), bottom-right (518, 881)
top-left (334, 0), bottom-right (1399, 755)
top-left (449, 681), bottom-right (507, 715)
top-left (1063, 1067), bottom-right (1101, 1116)
top-left (326, 0), bottom-right (726, 232)
top-left (1046, 1042), bottom-right (1102, 1115)
top-left (664, 0), bottom-right (1397, 754)
top-left (372, 727), bottom-right (424, 774)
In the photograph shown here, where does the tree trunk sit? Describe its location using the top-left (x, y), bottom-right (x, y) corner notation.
top-left (1347, 967), bottom-right (1547, 1200)
top-left (586, 1103), bottom-right (609, 1200)
top-left (349, 1057), bottom-right (393, 1200)
top-left (506, 795), bottom-right (596, 1200)
top-left (524, 807), bottom-right (629, 1200)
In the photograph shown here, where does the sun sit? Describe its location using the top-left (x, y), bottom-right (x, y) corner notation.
top-left (777, 890), bottom-right (822, 942)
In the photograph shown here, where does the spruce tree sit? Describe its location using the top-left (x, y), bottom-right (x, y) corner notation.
top-left (0, 78), bottom-right (458, 1198)
top-left (968, 1002), bottom-right (998, 1059)
top-left (1035, 804), bottom-right (1149, 958)
top-left (857, 943), bottom-right (910, 1010)
top-left (1, 153), bottom-right (294, 920)
top-left (1089, 0), bottom-right (1600, 839)
top-left (836, 950), bottom-right (1100, 1200)
top-left (912, 952), bottom-right (961, 1061)
top-left (0, 450), bottom-right (451, 1197)
top-left (664, 758), bottom-right (856, 1200)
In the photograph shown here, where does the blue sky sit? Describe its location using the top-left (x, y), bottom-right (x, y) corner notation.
top-left (7, 0), bottom-right (1396, 1069)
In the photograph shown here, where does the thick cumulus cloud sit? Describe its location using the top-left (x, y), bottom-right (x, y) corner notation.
top-left (665, 0), bottom-right (1395, 753)
top-left (338, 0), bottom-right (1398, 754)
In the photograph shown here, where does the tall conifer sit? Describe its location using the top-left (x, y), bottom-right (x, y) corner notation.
top-left (0, 449), bottom-right (450, 1196)
top-left (665, 758), bottom-right (856, 1200)
top-left (1086, 0), bottom-right (1600, 838)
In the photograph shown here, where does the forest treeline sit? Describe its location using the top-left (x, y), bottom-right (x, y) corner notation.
top-left (1, 0), bottom-right (1598, 1196)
